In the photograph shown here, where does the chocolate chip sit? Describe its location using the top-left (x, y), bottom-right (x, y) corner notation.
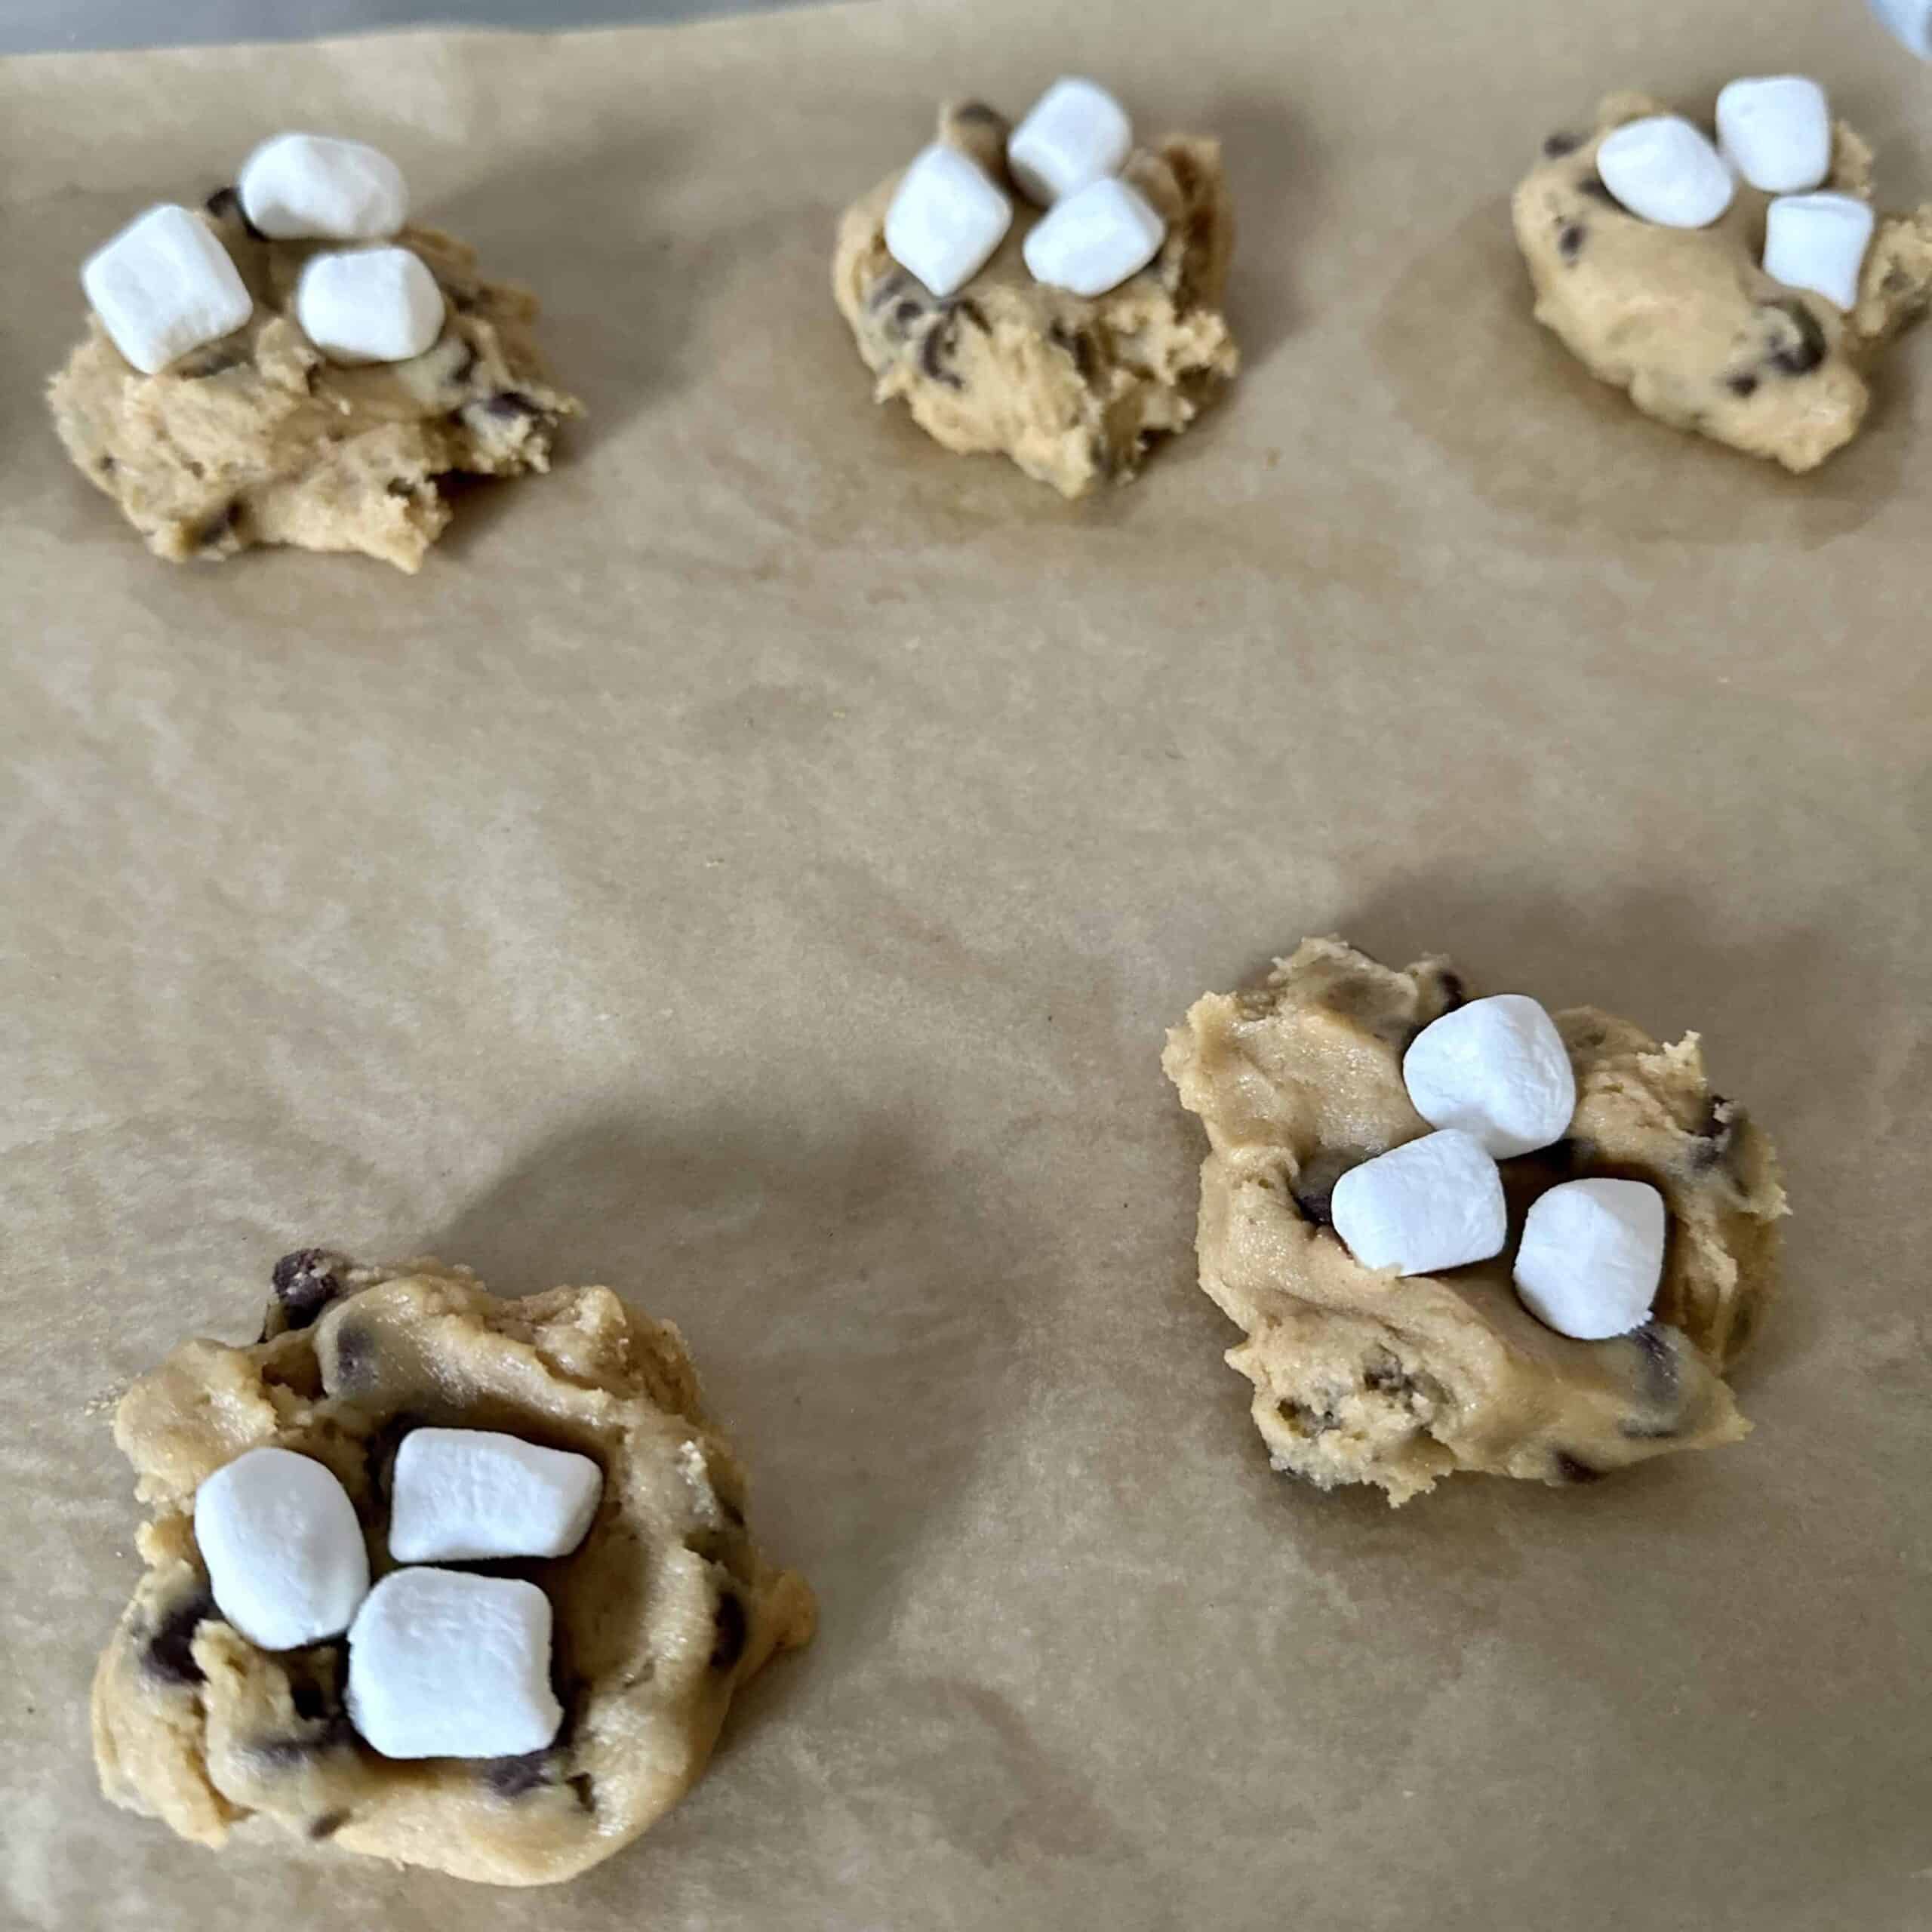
top-left (890, 298), bottom-right (924, 336)
top-left (204, 185), bottom-right (266, 241)
top-left (271, 1248), bottom-right (343, 1332)
top-left (1552, 1451), bottom-right (1603, 1484)
top-left (1688, 1094), bottom-right (1737, 1174)
top-left (1363, 1349), bottom-right (1417, 1401)
top-left (143, 1588), bottom-right (217, 1686)
top-left (329, 1321), bottom-right (374, 1392)
top-left (177, 344), bottom-right (248, 380)
top-left (1577, 173), bottom-right (1618, 205)
top-left (1048, 320), bottom-right (1097, 384)
top-left (445, 344), bottom-right (478, 386)
top-left (1725, 372), bottom-right (1760, 398)
top-left (385, 478), bottom-right (415, 499)
top-left (1765, 300), bottom-right (1826, 377)
top-left (867, 269), bottom-right (915, 312)
top-left (481, 1750), bottom-right (555, 1797)
top-left (568, 1773), bottom-right (595, 1812)
top-left (483, 391), bottom-right (543, 422)
top-left (1289, 1149), bottom-right (1367, 1229)
top-left (309, 1810), bottom-right (351, 1841)
top-left (1558, 222), bottom-right (1586, 261)
top-left (252, 1712), bottom-right (357, 1767)
top-left (1435, 970), bottom-right (1467, 1013)
top-left (192, 501), bottom-right (242, 551)
top-left (97, 454), bottom-right (117, 476)
top-left (949, 295), bottom-right (990, 334)
top-left (1278, 1398), bottom-right (1339, 1435)
top-left (1543, 131), bottom-right (1583, 158)
top-left (1626, 1322), bottom-right (1681, 1409)
top-left (918, 320), bottom-right (963, 390)
top-left (709, 1589), bottom-right (748, 1672)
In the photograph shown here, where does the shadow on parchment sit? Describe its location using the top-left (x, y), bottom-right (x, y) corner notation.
top-left (1367, 193), bottom-right (1906, 553)
top-left (426, 1100), bottom-right (1032, 1737)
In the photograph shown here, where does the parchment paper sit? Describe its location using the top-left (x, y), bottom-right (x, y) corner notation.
top-left (2, 3), bottom-right (1927, 1927)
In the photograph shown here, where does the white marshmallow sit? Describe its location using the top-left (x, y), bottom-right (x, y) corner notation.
top-left (296, 246), bottom-right (445, 365)
top-left (238, 132), bottom-right (408, 242)
top-left (1007, 77), bottom-right (1133, 205)
top-left (346, 1567), bottom-right (561, 1760)
top-left (1022, 177), bottom-right (1165, 297)
top-left (1715, 77), bottom-right (1832, 194)
top-left (884, 143), bottom-right (1013, 299)
top-left (1402, 994), bottom-right (1577, 1159)
top-left (1514, 1178), bottom-right (1666, 1340)
top-left (194, 1446), bottom-right (369, 1652)
top-left (389, 1429), bottom-right (602, 1563)
top-left (81, 203), bottom-right (253, 377)
top-left (1764, 192), bottom-right (1875, 312)
top-left (1869, 0), bottom-right (1932, 59)
top-left (1330, 1130), bottom-right (1508, 1278)
top-left (1596, 115), bottom-right (1736, 228)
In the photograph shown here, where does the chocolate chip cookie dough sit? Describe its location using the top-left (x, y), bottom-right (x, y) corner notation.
top-left (93, 1253), bottom-right (814, 1885)
top-left (49, 195), bottom-right (580, 571)
top-left (833, 102), bottom-right (1238, 497)
top-left (1513, 94), bottom-right (1932, 470)
top-left (1164, 939), bottom-right (1787, 1505)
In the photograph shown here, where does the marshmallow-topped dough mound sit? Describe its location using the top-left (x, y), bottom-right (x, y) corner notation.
top-left (92, 1254), bottom-right (814, 1887)
top-left (49, 192), bottom-right (580, 571)
top-left (833, 99), bottom-right (1238, 498)
top-left (1163, 937), bottom-right (1787, 1506)
top-left (1512, 92), bottom-right (1932, 471)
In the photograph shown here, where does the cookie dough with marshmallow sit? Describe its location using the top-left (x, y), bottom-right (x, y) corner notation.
top-left (833, 91), bottom-right (1237, 497)
top-left (1164, 937), bottom-right (1787, 1504)
top-left (1512, 89), bottom-right (1932, 470)
top-left (92, 1252), bottom-right (814, 1885)
top-left (49, 131), bottom-right (580, 570)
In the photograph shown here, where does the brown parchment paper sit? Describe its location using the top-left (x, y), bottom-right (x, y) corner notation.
top-left (2, 2), bottom-right (1928, 1926)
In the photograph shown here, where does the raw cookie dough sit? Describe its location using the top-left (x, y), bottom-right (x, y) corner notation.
top-left (1163, 938), bottom-right (1788, 1506)
top-left (1512, 94), bottom-right (1932, 470)
top-left (93, 1252), bottom-right (814, 1885)
top-left (49, 191), bottom-right (581, 571)
top-left (833, 101), bottom-right (1238, 497)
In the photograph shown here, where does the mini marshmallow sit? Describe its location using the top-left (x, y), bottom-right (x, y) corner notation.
top-left (884, 143), bottom-right (1013, 299)
top-left (1514, 1178), bottom-right (1666, 1340)
top-left (1764, 191), bottom-right (1875, 312)
top-left (296, 246), bottom-right (445, 365)
top-left (1596, 115), bottom-right (1735, 228)
top-left (1007, 77), bottom-right (1133, 205)
top-left (81, 203), bottom-right (253, 377)
top-left (238, 132), bottom-right (408, 242)
top-left (1330, 1130), bottom-right (1508, 1278)
top-left (1402, 993), bottom-right (1577, 1159)
top-left (1869, 0), bottom-right (1932, 59)
top-left (1715, 77), bottom-right (1832, 194)
top-left (346, 1567), bottom-right (562, 1760)
top-left (389, 1428), bottom-right (602, 1563)
top-left (194, 1446), bottom-right (369, 1651)
top-left (1022, 176), bottom-right (1165, 297)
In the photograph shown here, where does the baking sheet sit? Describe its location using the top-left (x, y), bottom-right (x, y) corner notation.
top-left (2, 2), bottom-right (1927, 1926)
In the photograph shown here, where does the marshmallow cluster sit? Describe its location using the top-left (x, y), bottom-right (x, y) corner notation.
top-left (882, 77), bottom-right (1167, 305)
top-left (1590, 81), bottom-right (1872, 313)
top-left (79, 130), bottom-right (448, 377)
top-left (192, 1425), bottom-right (601, 1760)
top-left (1315, 989), bottom-right (1669, 1343)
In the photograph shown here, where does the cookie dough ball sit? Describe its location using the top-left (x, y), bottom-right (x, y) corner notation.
top-left (833, 101), bottom-right (1238, 497)
top-left (91, 1254), bottom-right (814, 1884)
top-left (1512, 94), bottom-right (1932, 470)
top-left (1163, 938), bottom-right (1788, 1506)
top-left (49, 195), bottom-right (581, 571)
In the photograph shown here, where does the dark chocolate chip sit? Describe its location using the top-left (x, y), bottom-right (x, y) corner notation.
top-left (891, 298), bottom-right (924, 334)
top-left (271, 1248), bottom-right (343, 1332)
top-left (709, 1589), bottom-right (748, 1672)
top-left (1289, 1149), bottom-right (1367, 1229)
top-left (1627, 1321), bottom-right (1681, 1407)
top-left (143, 1588), bottom-right (217, 1686)
top-left (177, 344), bottom-right (248, 380)
top-left (1552, 1451), bottom-right (1604, 1485)
top-left (97, 454), bottom-right (117, 476)
top-left (1765, 300), bottom-right (1826, 377)
top-left (329, 1321), bottom-right (374, 1392)
top-left (445, 344), bottom-right (478, 386)
top-left (1543, 131), bottom-right (1583, 158)
top-left (385, 478), bottom-right (415, 499)
top-left (917, 321), bottom-right (963, 390)
top-left (1558, 222), bottom-right (1586, 261)
top-left (192, 501), bottom-right (242, 551)
top-left (309, 1810), bottom-right (351, 1841)
top-left (1687, 1094), bottom-right (1737, 1174)
top-left (204, 185), bottom-right (266, 240)
top-left (1577, 173), bottom-right (1618, 205)
top-left (950, 295), bottom-right (990, 334)
top-left (1725, 371), bottom-right (1760, 398)
top-left (481, 1750), bottom-right (555, 1798)
top-left (1363, 1350), bottom-right (1417, 1401)
top-left (1048, 320), bottom-right (1097, 384)
top-left (483, 391), bottom-right (543, 422)
top-left (1278, 1398), bottom-right (1339, 1435)
top-left (568, 1773), bottom-right (595, 1812)
top-left (1435, 971), bottom-right (1467, 1013)
top-left (867, 269), bottom-right (915, 312)
top-left (252, 1712), bottom-right (357, 1767)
